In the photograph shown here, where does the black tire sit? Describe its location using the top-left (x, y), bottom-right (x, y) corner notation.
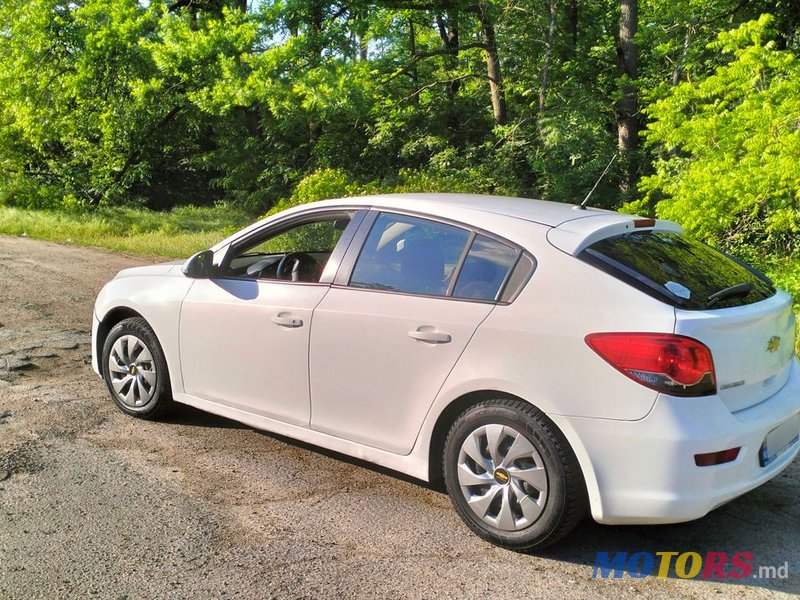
top-left (443, 398), bottom-right (586, 551)
top-left (102, 317), bottom-right (172, 420)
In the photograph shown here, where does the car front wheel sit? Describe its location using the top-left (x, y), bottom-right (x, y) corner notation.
top-left (102, 317), bottom-right (172, 419)
top-left (443, 398), bottom-right (586, 551)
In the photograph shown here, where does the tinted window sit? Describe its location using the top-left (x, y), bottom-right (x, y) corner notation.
top-left (350, 213), bottom-right (470, 296)
top-left (453, 235), bottom-right (519, 301)
top-left (580, 232), bottom-right (775, 310)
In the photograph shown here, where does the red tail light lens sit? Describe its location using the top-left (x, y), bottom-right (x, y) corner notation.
top-left (585, 333), bottom-right (716, 396)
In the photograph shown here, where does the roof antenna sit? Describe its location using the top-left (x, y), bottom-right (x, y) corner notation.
top-left (577, 153), bottom-right (617, 210)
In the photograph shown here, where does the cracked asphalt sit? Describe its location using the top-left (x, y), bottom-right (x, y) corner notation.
top-left (0, 235), bottom-right (798, 599)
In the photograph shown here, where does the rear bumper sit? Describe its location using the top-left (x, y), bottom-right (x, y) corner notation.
top-left (554, 358), bottom-right (800, 525)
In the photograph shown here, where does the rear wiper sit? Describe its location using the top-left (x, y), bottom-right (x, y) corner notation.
top-left (706, 282), bottom-right (753, 307)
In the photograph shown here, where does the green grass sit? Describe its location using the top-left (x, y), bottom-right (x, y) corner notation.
top-left (0, 204), bottom-right (254, 258)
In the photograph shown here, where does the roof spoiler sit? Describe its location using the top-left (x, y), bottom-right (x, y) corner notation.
top-left (546, 214), bottom-right (684, 255)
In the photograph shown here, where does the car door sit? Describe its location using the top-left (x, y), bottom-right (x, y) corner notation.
top-left (179, 210), bottom-right (361, 426)
top-left (309, 211), bottom-right (521, 454)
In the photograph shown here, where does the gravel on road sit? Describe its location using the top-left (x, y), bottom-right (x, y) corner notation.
top-left (0, 235), bottom-right (798, 599)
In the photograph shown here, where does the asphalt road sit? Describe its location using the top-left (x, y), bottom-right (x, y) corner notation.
top-left (0, 235), bottom-right (798, 599)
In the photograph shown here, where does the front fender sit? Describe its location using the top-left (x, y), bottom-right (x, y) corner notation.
top-left (93, 271), bottom-right (194, 396)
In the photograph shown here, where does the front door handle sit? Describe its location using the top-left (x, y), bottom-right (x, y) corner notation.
top-left (408, 329), bottom-right (452, 344)
top-left (271, 315), bottom-right (303, 328)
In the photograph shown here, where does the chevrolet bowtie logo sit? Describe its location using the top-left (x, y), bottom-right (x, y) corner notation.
top-left (766, 336), bottom-right (781, 353)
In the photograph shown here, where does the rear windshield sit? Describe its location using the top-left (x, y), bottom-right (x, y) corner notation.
top-left (579, 232), bottom-right (775, 310)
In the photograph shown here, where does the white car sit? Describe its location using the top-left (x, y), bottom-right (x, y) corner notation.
top-left (92, 193), bottom-right (800, 551)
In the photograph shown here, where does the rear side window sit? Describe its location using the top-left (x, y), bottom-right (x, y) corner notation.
top-left (453, 235), bottom-right (519, 301)
top-left (580, 232), bottom-right (775, 310)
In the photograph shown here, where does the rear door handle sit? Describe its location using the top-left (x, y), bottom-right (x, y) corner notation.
top-left (271, 315), bottom-right (304, 328)
top-left (408, 329), bottom-right (452, 344)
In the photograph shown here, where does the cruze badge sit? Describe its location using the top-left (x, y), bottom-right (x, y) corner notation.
top-left (766, 336), bottom-right (781, 353)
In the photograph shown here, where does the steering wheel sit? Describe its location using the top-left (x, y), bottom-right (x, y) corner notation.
top-left (276, 252), bottom-right (320, 282)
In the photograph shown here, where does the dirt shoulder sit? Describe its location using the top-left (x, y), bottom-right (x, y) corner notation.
top-left (0, 235), bottom-right (797, 599)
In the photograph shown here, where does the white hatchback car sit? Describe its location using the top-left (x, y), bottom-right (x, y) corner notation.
top-left (92, 193), bottom-right (800, 551)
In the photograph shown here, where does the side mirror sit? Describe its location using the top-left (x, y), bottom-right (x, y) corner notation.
top-left (182, 249), bottom-right (215, 279)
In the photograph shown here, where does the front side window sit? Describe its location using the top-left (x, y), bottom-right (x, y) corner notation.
top-left (350, 213), bottom-right (471, 296)
top-left (223, 214), bottom-right (353, 282)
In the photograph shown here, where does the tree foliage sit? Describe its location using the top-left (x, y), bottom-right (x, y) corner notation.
top-left (635, 15), bottom-right (800, 255)
top-left (0, 0), bottom-right (797, 263)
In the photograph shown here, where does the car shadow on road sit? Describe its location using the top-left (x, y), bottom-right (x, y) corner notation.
top-left (163, 404), bottom-right (442, 489)
top-left (162, 404), bottom-right (798, 594)
top-left (260, 423), bottom-right (799, 594)
top-left (539, 487), bottom-right (800, 593)
top-left (161, 404), bottom-right (248, 430)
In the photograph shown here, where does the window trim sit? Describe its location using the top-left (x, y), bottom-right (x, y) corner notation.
top-left (445, 231), bottom-right (477, 297)
top-left (499, 251), bottom-right (537, 303)
top-left (333, 210), bottom-right (379, 287)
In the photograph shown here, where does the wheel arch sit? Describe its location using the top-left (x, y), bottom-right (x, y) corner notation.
top-left (95, 307), bottom-right (145, 376)
top-left (427, 390), bottom-right (533, 490)
top-left (426, 390), bottom-right (597, 515)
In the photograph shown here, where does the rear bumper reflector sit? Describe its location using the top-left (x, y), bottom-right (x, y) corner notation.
top-left (694, 447), bottom-right (741, 467)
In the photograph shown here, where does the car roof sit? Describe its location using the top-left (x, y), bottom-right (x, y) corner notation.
top-left (309, 193), bottom-right (615, 228)
top-left (212, 193), bottom-right (683, 256)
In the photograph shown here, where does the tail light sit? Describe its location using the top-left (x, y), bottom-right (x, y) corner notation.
top-left (585, 333), bottom-right (716, 396)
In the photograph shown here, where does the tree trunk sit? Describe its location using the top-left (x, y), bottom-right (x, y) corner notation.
top-left (408, 19), bottom-right (419, 103)
top-left (308, 1), bottom-right (325, 63)
top-left (539, 0), bottom-right (557, 117)
top-left (563, 0), bottom-right (578, 61)
top-left (616, 0), bottom-right (638, 190)
top-left (775, 2), bottom-right (800, 50)
top-left (435, 9), bottom-right (460, 96)
top-left (352, 8), bottom-right (369, 61)
top-left (671, 27), bottom-right (692, 86)
top-left (435, 9), bottom-right (461, 136)
top-left (477, 6), bottom-right (507, 126)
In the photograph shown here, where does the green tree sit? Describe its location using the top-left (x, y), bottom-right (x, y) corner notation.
top-left (0, 0), bottom-right (156, 207)
top-left (633, 15), bottom-right (800, 255)
top-left (2, 0), bottom-right (797, 218)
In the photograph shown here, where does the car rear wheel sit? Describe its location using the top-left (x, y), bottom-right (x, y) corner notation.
top-left (443, 399), bottom-right (586, 551)
top-left (102, 317), bottom-right (172, 419)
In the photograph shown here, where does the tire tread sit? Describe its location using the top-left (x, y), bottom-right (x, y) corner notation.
top-left (443, 397), bottom-right (587, 552)
top-left (103, 317), bottom-right (173, 420)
